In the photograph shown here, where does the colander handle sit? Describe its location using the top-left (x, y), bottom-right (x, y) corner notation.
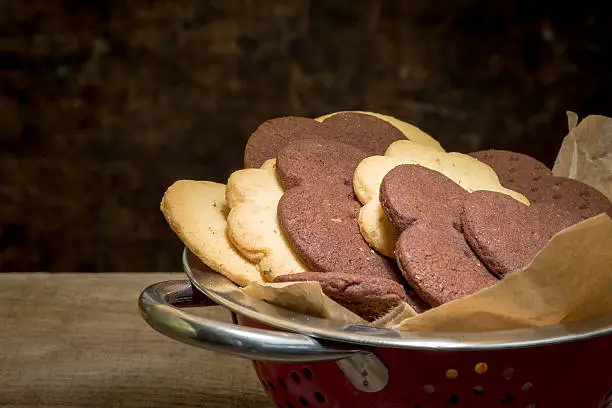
top-left (139, 280), bottom-right (364, 362)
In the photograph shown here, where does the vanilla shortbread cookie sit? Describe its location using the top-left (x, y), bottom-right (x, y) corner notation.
top-left (355, 140), bottom-right (530, 256)
top-left (226, 159), bottom-right (307, 281)
top-left (316, 111), bottom-right (445, 152)
top-left (260, 158), bottom-right (277, 170)
top-left (160, 180), bottom-right (262, 286)
top-left (226, 159), bottom-right (283, 208)
top-left (354, 142), bottom-right (445, 204)
top-left (358, 199), bottom-right (401, 258)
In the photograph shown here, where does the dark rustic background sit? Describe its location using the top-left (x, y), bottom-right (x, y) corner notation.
top-left (1, 1), bottom-right (611, 272)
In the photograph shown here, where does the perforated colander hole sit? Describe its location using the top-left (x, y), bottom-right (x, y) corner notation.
top-left (291, 371), bottom-right (301, 384)
top-left (473, 385), bottom-right (485, 396)
top-left (314, 392), bottom-right (326, 403)
top-left (445, 369), bottom-right (459, 379)
top-left (447, 394), bottom-right (460, 404)
top-left (475, 362), bottom-right (488, 374)
top-left (302, 367), bottom-right (313, 379)
top-left (500, 394), bottom-right (515, 404)
top-left (522, 382), bottom-right (533, 392)
top-left (423, 384), bottom-right (436, 395)
top-left (279, 378), bottom-right (287, 389)
top-left (267, 381), bottom-right (275, 391)
top-left (502, 367), bottom-right (514, 380)
top-left (299, 396), bottom-right (310, 407)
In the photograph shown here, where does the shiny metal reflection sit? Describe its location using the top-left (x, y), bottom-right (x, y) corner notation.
top-left (182, 247), bottom-right (612, 350)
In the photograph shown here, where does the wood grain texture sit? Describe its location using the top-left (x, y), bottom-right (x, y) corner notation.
top-left (0, 273), bottom-right (272, 408)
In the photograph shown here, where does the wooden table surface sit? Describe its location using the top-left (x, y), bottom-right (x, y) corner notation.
top-left (0, 273), bottom-right (272, 408)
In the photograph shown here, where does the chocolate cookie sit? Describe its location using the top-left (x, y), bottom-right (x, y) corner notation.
top-left (461, 190), bottom-right (579, 277)
top-left (245, 113), bottom-right (406, 169)
top-left (321, 112), bottom-right (406, 156)
top-left (379, 164), bottom-right (497, 306)
top-left (469, 149), bottom-right (611, 220)
top-left (380, 164), bottom-right (469, 231)
top-left (273, 272), bottom-right (425, 321)
top-left (244, 117), bottom-right (335, 168)
top-left (469, 149), bottom-right (552, 192)
top-left (526, 176), bottom-right (612, 220)
top-left (277, 185), bottom-right (402, 283)
top-left (396, 223), bottom-right (497, 306)
top-left (276, 139), bottom-right (368, 194)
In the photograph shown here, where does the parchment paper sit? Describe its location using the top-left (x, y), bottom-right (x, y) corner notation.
top-left (243, 113), bottom-right (612, 332)
top-left (243, 280), bottom-right (369, 325)
top-left (553, 112), bottom-right (612, 201)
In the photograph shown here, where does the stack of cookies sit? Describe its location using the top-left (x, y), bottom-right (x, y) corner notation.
top-left (161, 111), bottom-right (612, 322)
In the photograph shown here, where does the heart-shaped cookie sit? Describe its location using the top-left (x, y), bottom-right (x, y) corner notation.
top-left (470, 150), bottom-right (612, 220)
top-left (379, 164), bottom-right (497, 306)
top-left (395, 223), bottom-right (497, 306)
top-left (278, 185), bottom-right (402, 283)
top-left (461, 190), bottom-right (582, 277)
top-left (161, 180), bottom-right (262, 286)
top-left (226, 160), bottom-right (307, 281)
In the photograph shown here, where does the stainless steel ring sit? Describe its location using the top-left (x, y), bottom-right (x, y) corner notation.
top-left (138, 279), bottom-right (365, 363)
top-left (180, 248), bottom-right (612, 350)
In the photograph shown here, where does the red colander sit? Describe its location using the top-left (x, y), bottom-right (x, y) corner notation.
top-left (139, 249), bottom-right (612, 408)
